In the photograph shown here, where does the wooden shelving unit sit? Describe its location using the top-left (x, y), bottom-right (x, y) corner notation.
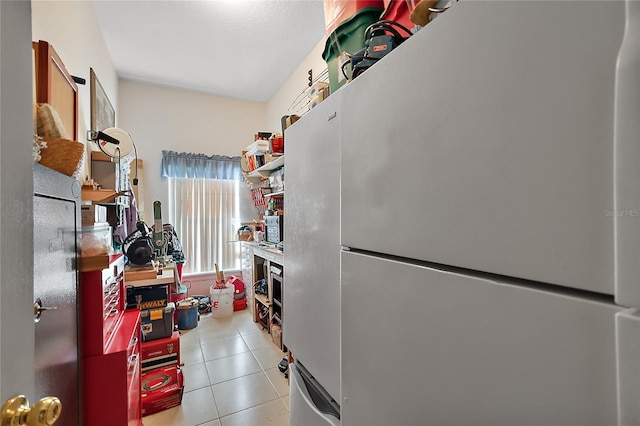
top-left (251, 246), bottom-right (285, 351)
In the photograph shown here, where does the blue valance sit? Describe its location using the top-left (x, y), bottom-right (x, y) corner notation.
top-left (161, 150), bottom-right (242, 181)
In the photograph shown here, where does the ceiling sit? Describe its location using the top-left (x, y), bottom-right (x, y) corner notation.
top-left (91, 0), bottom-right (327, 103)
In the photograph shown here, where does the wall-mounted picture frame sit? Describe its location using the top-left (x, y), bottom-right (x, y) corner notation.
top-left (90, 68), bottom-right (115, 131)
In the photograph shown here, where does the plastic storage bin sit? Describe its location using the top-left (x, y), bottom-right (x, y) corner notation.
top-left (140, 303), bottom-right (175, 341)
top-left (79, 224), bottom-right (113, 257)
top-left (380, 0), bottom-right (420, 31)
top-left (322, 7), bottom-right (384, 94)
top-left (324, 0), bottom-right (384, 35)
top-left (176, 298), bottom-right (199, 330)
top-left (127, 285), bottom-right (169, 310)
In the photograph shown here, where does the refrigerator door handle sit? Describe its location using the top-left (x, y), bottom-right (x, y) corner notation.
top-left (616, 309), bottom-right (640, 425)
top-left (290, 364), bottom-right (340, 426)
top-left (614, 0), bottom-right (640, 308)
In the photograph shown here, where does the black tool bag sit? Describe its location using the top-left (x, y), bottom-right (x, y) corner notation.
top-left (349, 20), bottom-right (413, 80)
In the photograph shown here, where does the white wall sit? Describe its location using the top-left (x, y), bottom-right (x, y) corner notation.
top-left (117, 80), bottom-right (266, 222)
top-left (266, 38), bottom-right (328, 132)
top-left (31, 0), bottom-right (118, 181)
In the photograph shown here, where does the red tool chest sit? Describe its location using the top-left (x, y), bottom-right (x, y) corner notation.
top-left (80, 254), bottom-right (126, 357)
top-left (141, 365), bottom-right (184, 416)
top-left (83, 309), bottom-right (142, 426)
top-left (80, 254), bottom-right (142, 426)
top-left (141, 330), bottom-right (180, 371)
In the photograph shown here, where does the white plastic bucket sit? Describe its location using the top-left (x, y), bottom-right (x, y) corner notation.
top-left (210, 283), bottom-right (234, 318)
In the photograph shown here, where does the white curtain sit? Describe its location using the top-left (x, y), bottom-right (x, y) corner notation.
top-left (167, 177), bottom-right (240, 274)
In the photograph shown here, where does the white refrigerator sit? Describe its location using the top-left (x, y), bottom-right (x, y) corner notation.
top-left (285, 93), bottom-right (342, 425)
top-left (338, 1), bottom-right (640, 425)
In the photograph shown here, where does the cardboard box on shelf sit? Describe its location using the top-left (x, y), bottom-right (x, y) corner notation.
top-left (81, 204), bottom-right (107, 226)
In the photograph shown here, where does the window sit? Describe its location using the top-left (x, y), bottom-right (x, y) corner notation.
top-left (161, 151), bottom-right (242, 274)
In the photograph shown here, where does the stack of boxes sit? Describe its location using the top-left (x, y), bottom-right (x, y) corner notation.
top-left (139, 331), bottom-right (183, 416)
top-left (127, 284), bottom-right (184, 416)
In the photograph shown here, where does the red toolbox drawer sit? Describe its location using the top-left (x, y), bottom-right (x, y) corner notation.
top-left (141, 365), bottom-right (184, 417)
top-left (141, 330), bottom-right (180, 371)
top-left (83, 309), bottom-right (141, 426)
top-left (80, 254), bottom-right (126, 357)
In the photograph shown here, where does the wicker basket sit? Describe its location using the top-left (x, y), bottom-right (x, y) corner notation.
top-left (38, 137), bottom-right (84, 177)
top-left (36, 103), bottom-right (68, 139)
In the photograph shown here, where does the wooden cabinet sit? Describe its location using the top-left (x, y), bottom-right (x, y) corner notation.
top-left (33, 40), bottom-right (78, 140)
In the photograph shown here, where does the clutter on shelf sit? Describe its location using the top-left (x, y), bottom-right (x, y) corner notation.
top-left (242, 132), bottom-right (284, 174)
top-left (241, 132), bottom-right (285, 220)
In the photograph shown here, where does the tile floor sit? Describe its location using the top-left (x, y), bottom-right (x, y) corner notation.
top-left (142, 308), bottom-right (290, 426)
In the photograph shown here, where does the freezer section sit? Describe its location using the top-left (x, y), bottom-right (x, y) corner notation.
top-left (290, 362), bottom-right (340, 426)
top-left (341, 251), bottom-right (623, 426)
top-left (615, 310), bottom-right (640, 425)
top-left (340, 1), bottom-right (625, 295)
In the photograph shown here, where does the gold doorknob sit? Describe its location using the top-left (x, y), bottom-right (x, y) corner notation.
top-left (1, 395), bottom-right (61, 426)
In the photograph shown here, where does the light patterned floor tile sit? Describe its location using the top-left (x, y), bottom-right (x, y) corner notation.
top-left (219, 398), bottom-right (289, 426)
top-left (241, 330), bottom-right (274, 351)
top-left (212, 372), bottom-right (280, 418)
top-left (252, 345), bottom-right (287, 372)
top-left (178, 328), bottom-right (201, 346)
top-left (181, 342), bottom-right (205, 366)
top-left (182, 362), bottom-right (211, 392)
top-left (142, 387), bottom-right (218, 426)
top-left (265, 367), bottom-right (290, 397)
top-left (201, 335), bottom-right (250, 361)
top-left (197, 320), bottom-right (241, 343)
top-left (205, 351), bottom-right (262, 384)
